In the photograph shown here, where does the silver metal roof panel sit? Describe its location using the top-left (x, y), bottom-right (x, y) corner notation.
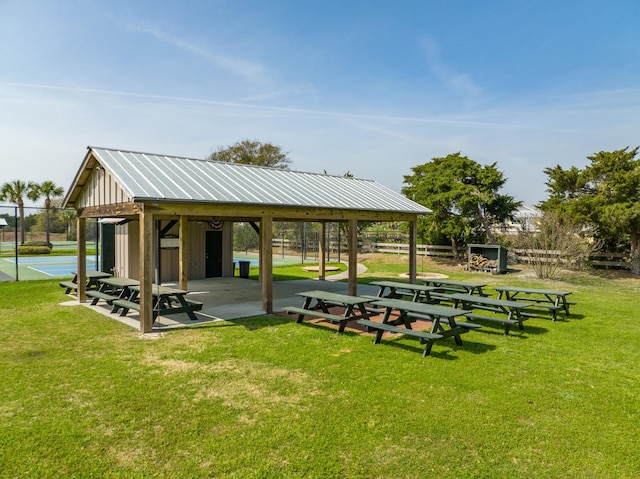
top-left (87, 147), bottom-right (431, 214)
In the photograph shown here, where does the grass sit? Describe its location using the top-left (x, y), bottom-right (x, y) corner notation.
top-left (249, 262), bottom-right (347, 281)
top-left (1, 256), bottom-right (639, 478)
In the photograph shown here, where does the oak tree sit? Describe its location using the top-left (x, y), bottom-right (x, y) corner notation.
top-left (207, 139), bottom-right (291, 169)
top-left (402, 153), bottom-right (520, 259)
top-left (540, 147), bottom-right (640, 274)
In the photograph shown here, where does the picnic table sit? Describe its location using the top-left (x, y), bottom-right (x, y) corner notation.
top-left (493, 286), bottom-right (573, 320)
top-left (445, 293), bottom-right (533, 335)
top-left (60, 270), bottom-right (112, 294)
top-left (112, 284), bottom-right (203, 321)
top-left (370, 280), bottom-right (439, 303)
top-left (283, 290), bottom-right (375, 333)
top-left (421, 278), bottom-right (488, 297)
top-left (358, 298), bottom-right (480, 357)
top-left (85, 277), bottom-right (140, 309)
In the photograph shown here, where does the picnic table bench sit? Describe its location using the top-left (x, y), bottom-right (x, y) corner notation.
top-left (85, 277), bottom-right (140, 308)
top-left (421, 278), bottom-right (488, 299)
top-left (493, 286), bottom-right (574, 320)
top-left (111, 284), bottom-right (203, 321)
top-left (369, 280), bottom-right (439, 303)
top-left (60, 270), bottom-right (112, 294)
top-left (446, 293), bottom-right (533, 335)
top-left (283, 290), bottom-right (374, 333)
top-left (359, 298), bottom-right (479, 357)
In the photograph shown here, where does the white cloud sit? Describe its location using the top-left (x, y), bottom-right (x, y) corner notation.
top-left (122, 20), bottom-right (267, 83)
top-left (421, 36), bottom-right (483, 104)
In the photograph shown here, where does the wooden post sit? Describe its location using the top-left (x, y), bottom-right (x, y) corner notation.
top-left (179, 215), bottom-right (188, 290)
top-left (139, 210), bottom-right (154, 333)
top-left (318, 222), bottom-right (326, 280)
top-left (260, 215), bottom-right (273, 313)
top-left (348, 219), bottom-right (358, 296)
top-left (77, 217), bottom-right (86, 303)
top-left (409, 218), bottom-right (417, 283)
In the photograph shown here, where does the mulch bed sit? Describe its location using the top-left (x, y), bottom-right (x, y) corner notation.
top-left (277, 305), bottom-right (434, 338)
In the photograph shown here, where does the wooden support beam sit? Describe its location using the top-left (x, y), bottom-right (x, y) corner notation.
top-left (147, 202), bottom-right (417, 223)
top-left (77, 203), bottom-right (141, 218)
top-left (160, 220), bottom-right (178, 237)
top-left (409, 219), bottom-right (417, 283)
top-left (318, 221), bottom-right (326, 280)
top-left (77, 217), bottom-right (87, 303)
top-left (179, 215), bottom-right (188, 290)
top-left (260, 215), bottom-right (273, 314)
top-left (348, 219), bottom-right (358, 296)
top-left (139, 210), bottom-right (154, 333)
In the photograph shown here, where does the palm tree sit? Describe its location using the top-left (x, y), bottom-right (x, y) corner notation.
top-left (59, 209), bottom-right (76, 241)
top-left (0, 180), bottom-right (38, 245)
top-left (28, 181), bottom-right (65, 246)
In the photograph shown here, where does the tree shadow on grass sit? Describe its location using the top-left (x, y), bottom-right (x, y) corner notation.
top-left (164, 313), bottom-right (295, 333)
top-left (469, 323), bottom-right (549, 337)
top-left (366, 335), bottom-right (497, 360)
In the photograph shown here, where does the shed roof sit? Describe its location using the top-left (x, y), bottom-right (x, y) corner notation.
top-left (64, 147), bottom-right (430, 215)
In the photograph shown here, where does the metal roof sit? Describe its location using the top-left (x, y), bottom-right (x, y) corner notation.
top-left (66, 146), bottom-right (431, 214)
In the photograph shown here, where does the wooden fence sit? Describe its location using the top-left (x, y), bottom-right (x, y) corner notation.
top-left (368, 243), bottom-right (632, 270)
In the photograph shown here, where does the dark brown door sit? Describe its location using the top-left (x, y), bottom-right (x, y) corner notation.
top-left (205, 230), bottom-right (223, 277)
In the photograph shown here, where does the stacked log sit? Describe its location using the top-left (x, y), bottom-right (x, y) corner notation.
top-left (468, 253), bottom-right (498, 271)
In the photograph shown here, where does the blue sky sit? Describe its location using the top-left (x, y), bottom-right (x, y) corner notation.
top-left (2, 0), bottom-right (639, 207)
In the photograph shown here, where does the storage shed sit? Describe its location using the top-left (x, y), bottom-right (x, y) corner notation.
top-left (63, 146), bottom-right (431, 333)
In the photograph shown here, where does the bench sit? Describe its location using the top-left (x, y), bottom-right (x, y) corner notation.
top-left (85, 290), bottom-right (119, 306)
top-left (428, 292), bottom-right (454, 303)
top-left (59, 281), bottom-right (77, 294)
top-left (111, 299), bottom-right (141, 315)
top-left (364, 306), bottom-right (385, 315)
top-left (522, 303), bottom-right (562, 321)
top-left (282, 306), bottom-right (346, 325)
top-left (405, 313), bottom-right (483, 331)
top-left (184, 299), bottom-right (204, 310)
top-left (463, 313), bottom-right (523, 336)
top-left (357, 319), bottom-right (443, 357)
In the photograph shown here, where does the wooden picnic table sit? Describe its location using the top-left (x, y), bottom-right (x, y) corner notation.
top-left (112, 284), bottom-right (203, 321)
top-left (445, 293), bottom-right (533, 335)
top-left (85, 277), bottom-right (140, 308)
top-left (60, 270), bottom-right (112, 294)
top-left (283, 290), bottom-right (374, 333)
top-left (493, 286), bottom-right (573, 320)
top-left (421, 278), bottom-right (488, 296)
top-left (358, 298), bottom-right (480, 357)
top-left (370, 280), bottom-right (439, 303)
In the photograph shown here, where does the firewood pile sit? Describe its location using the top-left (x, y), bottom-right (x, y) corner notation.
top-left (468, 253), bottom-right (498, 272)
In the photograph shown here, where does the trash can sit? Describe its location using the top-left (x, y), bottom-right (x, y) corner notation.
top-left (232, 261), bottom-right (236, 277)
top-left (238, 260), bottom-right (250, 279)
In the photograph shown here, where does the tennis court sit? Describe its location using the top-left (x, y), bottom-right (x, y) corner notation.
top-left (0, 255), bottom-right (97, 280)
top-left (0, 252), bottom-right (316, 281)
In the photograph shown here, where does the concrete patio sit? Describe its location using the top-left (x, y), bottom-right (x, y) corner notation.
top-left (68, 277), bottom-right (380, 332)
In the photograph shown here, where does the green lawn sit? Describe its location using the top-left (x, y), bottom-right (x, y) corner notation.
top-left (1, 257), bottom-right (639, 478)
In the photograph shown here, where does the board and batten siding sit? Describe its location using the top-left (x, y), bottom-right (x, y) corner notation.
top-left (114, 220), bottom-right (234, 281)
top-left (76, 168), bottom-right (131, 209)
top-left (114, 222), bottom-right (139, 279)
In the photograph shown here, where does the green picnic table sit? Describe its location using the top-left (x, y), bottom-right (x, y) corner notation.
top-left (370, 280), bottom-right (439, 303)
top-left (446, 293), bottom-right (533, 335)
top-left (59, 270), bottom-right (112, 294)
top-left (283, 290), bottom-right (375, 333)
top-left (85, 277), bottom-right (140, 309)
top-left (494, 286), bottom-right (574, 320)
top-left (358, 298), bottom-right (481, 357)
top-left (421, 278), bottom-right (488, 297)
top-left (112, 284), bottom-right (203, 321)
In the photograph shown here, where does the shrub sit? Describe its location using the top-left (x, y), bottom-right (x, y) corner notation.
top-left (17, 245), bottom-right (52, 255)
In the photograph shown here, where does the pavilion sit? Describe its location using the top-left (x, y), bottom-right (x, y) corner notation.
top-left (63, 146), bottom-right (431, 333)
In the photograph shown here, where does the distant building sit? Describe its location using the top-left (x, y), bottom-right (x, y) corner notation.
top-left (498, 204), bottom-right (542, 234)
